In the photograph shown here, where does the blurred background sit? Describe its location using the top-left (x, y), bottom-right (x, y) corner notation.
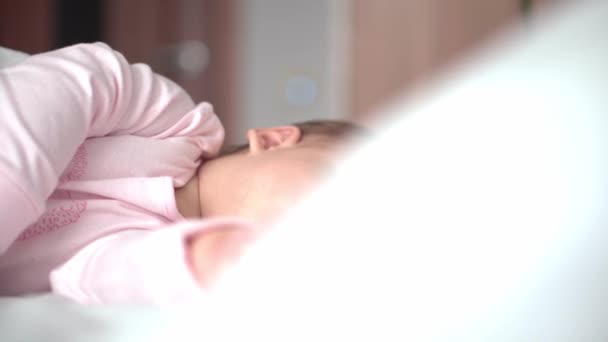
top-left (0, 0), bottom-right (555, 143)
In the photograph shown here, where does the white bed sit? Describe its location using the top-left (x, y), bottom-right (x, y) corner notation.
top-left (2, 1), bottom-right (608, 341)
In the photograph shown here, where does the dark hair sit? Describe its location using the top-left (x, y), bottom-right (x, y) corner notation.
top-left (220, 119), bottom-right (367, 156)
top-left (290, 119), bottom-right (367, 138)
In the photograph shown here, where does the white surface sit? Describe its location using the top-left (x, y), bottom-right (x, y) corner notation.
top-left (0, 295), bottom-right (167, 342)
top-left (0, 47), bottom-right (28, 69)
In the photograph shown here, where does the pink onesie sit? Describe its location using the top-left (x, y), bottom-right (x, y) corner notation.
top-left (0, 43), bottom-right (244, 305)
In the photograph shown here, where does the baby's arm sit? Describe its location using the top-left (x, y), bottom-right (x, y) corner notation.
top-left (49, 220), bottom-right (253, 305)
top-left (0, 43), bottom-right (223, 253)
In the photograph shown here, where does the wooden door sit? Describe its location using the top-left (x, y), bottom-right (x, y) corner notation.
top-left (349, 0), bottom-right (524, 120)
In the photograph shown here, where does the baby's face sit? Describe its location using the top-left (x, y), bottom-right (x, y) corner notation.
top-left (241, 142), bottom-right (333, 222)
top-left (196, 132), bottom-right (335, 224)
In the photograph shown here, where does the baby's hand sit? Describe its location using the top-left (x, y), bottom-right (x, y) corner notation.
top-left (186, 226), bottom-right (255, 289)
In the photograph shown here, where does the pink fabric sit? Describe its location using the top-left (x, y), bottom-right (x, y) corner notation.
top-left (0, 43), bottom-right (239, 305)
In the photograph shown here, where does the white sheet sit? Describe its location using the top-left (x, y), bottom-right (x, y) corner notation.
top-left (0, 47), bottom-right (28, 69)
top-left (0, 295), bottom-right (168, 342)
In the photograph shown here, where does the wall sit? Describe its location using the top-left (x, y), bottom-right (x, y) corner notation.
top-left (235, 0), bottom-right (342, 142)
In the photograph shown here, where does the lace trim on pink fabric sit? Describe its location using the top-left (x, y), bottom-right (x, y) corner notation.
top-left (17, 144), bottom-right (89, 241)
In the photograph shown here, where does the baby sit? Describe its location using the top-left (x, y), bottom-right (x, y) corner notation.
top-left (0, 43), bottom-right (361, 305)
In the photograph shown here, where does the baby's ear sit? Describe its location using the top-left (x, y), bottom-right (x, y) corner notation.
top-left (247, 125), bottom-right (301, 153)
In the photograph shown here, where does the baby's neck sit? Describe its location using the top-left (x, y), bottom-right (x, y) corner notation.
top-left (174, 175), bottom-right (202, 219)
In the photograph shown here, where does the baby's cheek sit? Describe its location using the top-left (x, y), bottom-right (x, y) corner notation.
top-left (260, 188), bottom-right (310, 223)
top-left (188, 227), bottom-right (255, 289)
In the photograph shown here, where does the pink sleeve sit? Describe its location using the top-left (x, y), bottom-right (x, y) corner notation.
top-left (0, 43), bottom-right (224, 253)
top-left (49, 219), bottom-right (249, 306)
